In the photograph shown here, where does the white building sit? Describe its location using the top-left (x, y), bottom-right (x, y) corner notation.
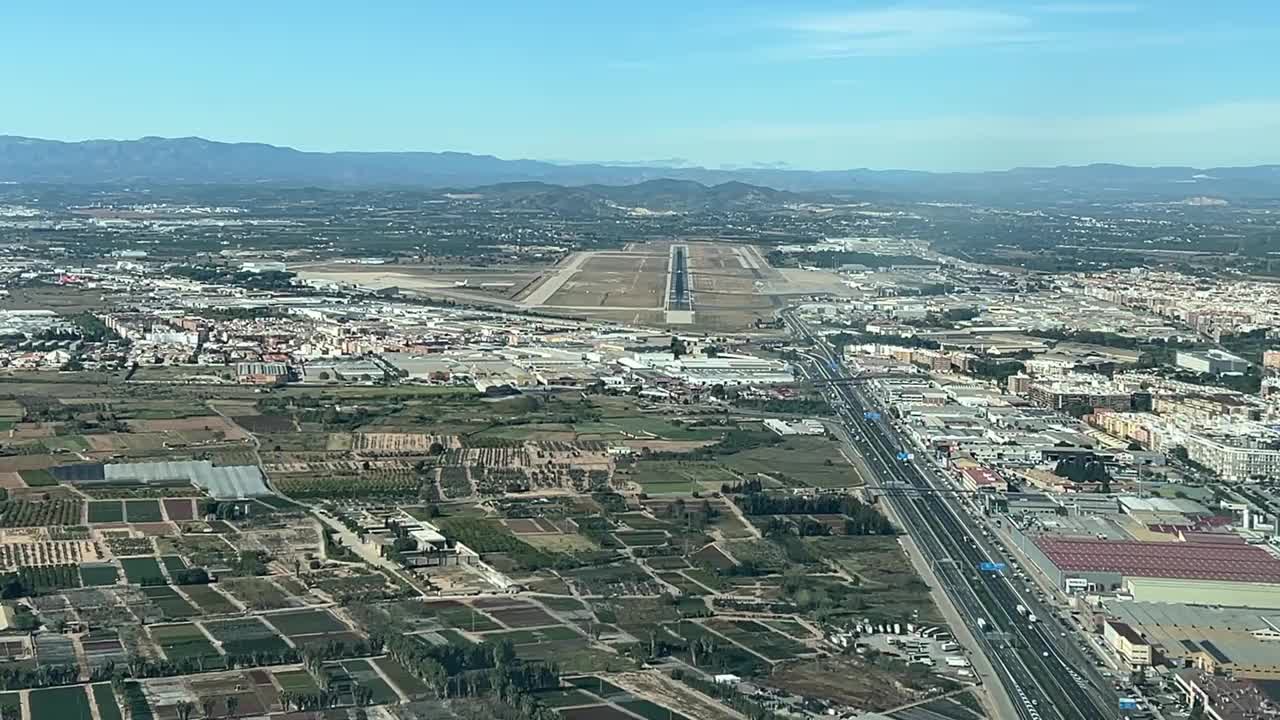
top-left (1175, 349), bottom-right (1249, 375)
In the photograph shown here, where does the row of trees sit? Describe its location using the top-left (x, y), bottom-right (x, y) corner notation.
top-left (0, 662), bottom-right (79, 690)
top-left (730, 492), bottom-right (895, 535)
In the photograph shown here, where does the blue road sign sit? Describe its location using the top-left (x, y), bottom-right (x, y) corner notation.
top-left (896, 451), bottom-right (910, 461)
top-left (863, 411), bottom-right (881, 420)
top-left (979, 562), bottom-right (1006, 572)
top-left (1118, 699), bottom-right (1138, 711)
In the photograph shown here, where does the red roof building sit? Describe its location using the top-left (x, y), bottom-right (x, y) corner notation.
top-left (1034, 537), bottom-right (1280, 584)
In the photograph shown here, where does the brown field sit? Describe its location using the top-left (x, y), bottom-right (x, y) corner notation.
top-left (0, 455), bottom-right (63, 472)
top-left (0, 472), bottom-right (27, 489)
top-left (487, 605), bottom-right (560, 628)
top-left (130, 415), bottom-right (249, 440)
top-left (163, 499), bottom-right (195, 521)
top-left (545, 254), bottom-right (668, 309)
top-left (685, 243), bottom-right (780, 330)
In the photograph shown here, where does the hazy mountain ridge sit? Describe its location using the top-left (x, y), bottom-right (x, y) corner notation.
top-left (458, 179), bottom-right (810, 214)
top-left (2, 135), bottom-right (1279, 200)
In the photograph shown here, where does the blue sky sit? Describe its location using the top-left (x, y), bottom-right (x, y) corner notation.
top-left (2, 1), bottom-right (1278, 171)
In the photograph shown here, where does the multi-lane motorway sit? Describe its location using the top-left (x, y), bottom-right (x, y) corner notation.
top-left (786, 314), bottom-right (1117, 720)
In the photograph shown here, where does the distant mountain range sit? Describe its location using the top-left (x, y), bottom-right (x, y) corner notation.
top-left (2, 135), bottom-right (1279, 201)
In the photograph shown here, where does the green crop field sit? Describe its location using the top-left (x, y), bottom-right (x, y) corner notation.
top-left (719, 436), bottom-right (861, 488)
top-left (159, 555), bottom-right (187, 575)
top-left (142, 586), bottom-right (198, 619)
top-left (0, 693), bottom-right (20, 719)
top-left (264, 608), bottom-right (347, 636)
top-left (151, 623), bottom-right (221, 663)
top-left (273, 669), bottom-right (321, 693)
top-left (633, 461), bottom-right (739, 494)
top-left (88, 501), bottom-right (125, 523)
top-left (203, 618), bottom-right (291, 655)
top-left (339, 659), bottom-right (399, 704)
top-left (120, 557), bottom-right (166, 584)
top-left (123, 499), bottom-right (163, 522)
top-left (80, 563), bottom-right (120, 587)
top-left (373, 656), bottom-right (430, 698)
top-left (29, 685), bottom-right (94, 720)
top-left (91, 683), bottom-right (124, 720)
top-left (180, 585), bottom-right (238, 614)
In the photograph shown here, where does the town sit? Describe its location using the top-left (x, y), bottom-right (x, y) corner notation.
top-left (0, 179), bottom-right (1277, 720)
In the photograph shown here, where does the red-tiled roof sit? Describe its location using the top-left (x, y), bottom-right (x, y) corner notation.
top-left (1035, 537), bottom-right (1280, 584)
top-left (960, 467), bottom-right (1000, 486)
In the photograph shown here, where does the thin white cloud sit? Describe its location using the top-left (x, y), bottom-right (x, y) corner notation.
top-left (783, 8), bottom-right (1029, 35)
top-left (773, 4), bottom-right (1156, 58)
top-left (1034, 3), bottom-right (1141, 14)
top-left (779, 8), bottom-right (1038, 56)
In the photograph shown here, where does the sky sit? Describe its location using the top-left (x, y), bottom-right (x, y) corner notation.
top-left (2, 1), bottom-right (1279, 172)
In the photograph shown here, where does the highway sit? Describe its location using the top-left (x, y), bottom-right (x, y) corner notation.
top-left (785, 313), bottom-right (1116, 720)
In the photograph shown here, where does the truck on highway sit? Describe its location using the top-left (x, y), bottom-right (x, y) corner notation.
top-left (1016, 604), bottom-right (1028, 618)
top-left (977, 618), bottom-right (988, 632)
top-left (1027, 612), bottom-right (1038, 623)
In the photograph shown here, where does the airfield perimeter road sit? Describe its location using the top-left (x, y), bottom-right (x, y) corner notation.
top-left (784, 311), bottom-right (1116, 720)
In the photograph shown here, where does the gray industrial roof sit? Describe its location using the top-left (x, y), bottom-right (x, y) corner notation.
top-left (98, 460), bottom-right (270, 499)
top-left (1109, 600), bottom-right (1280, 633)
top-left (194, 465), bottom-right (269, 500)
top-left (105, 460), bottom-right (211, 483)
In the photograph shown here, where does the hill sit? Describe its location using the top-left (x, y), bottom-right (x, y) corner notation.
top-left (3, 135), bottom-right (1279, 201)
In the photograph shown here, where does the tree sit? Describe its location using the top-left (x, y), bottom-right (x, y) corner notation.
top-left (176, 701), bottom-right (195, 720)
top-left (201, 698), bottom-right (216, 718)
top-left (225, 695), bottom-right (239, 717)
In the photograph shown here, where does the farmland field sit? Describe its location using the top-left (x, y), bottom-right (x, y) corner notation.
top-left (220, 577), bottom-right (295, 610)
top-left (560, 705), bottom-right (639, 720)
top-left (0, 693), bottom-right (19, 719)
top-left (807, 535), bottom-right (942, 623)
top-left (719, 436), bottom-right (861, 488)
top-left (632, 460), bottom-right (740, 495)
top-left (120, 557), bottom-right (166, 585)
top-left (88, 501), bottom-right (125, 523)
top-left (180, 584), bottom-right (238, 614)
top-left (90, 683), bottom-right (124, 720)
top-left (203, 617), bottom-right (291, 655)
top-left (159, 555), bottom-right (187, 575)
top-left (533, 687), bottom-right (599, 708)
top-left (123, 500), bottom-right (163, 522)
top-left (373, 656), bottom-right (431, 698)
top-left (162, 498), bottom-right (195, 520)
top-left (273, 669), bottom-right (321, 693)
top-left (619, 698), bottom-right (692, 720)
top-left (151, 622), bottom-right (221, 662)
top-left (339, 658), bottom-right (399, 704)
top-left (80, 563), bottom-right (120, 586)
top-left (613, 531), bottom-right (669, 547)
top-left (486, 603), bottom-right (559, 628)
top-left (263, 608), bottom-right (347, 636)
top-left (705, 618), bottom-right (809, 661)
top-left (29, 685), bottom-right (94, 720)
top-left (142, 585), bottom-right (199, 619)
top-left (425, 601), bottom-right (502, 632)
